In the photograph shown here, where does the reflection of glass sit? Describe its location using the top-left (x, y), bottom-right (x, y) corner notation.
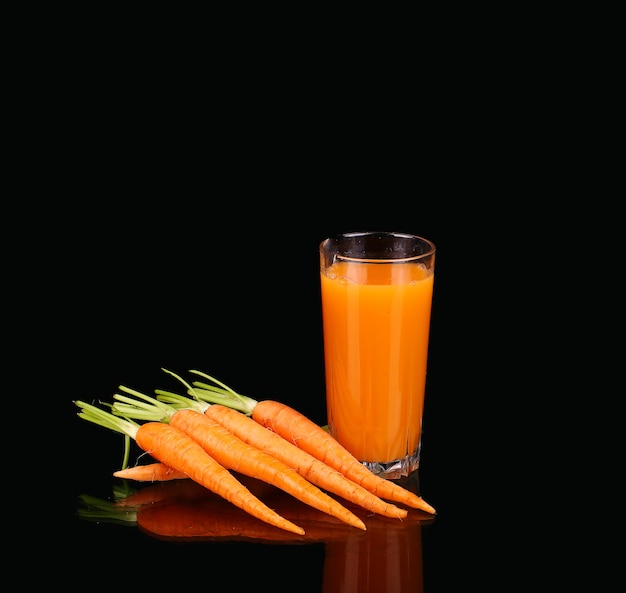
top-left (322, 520), bottom-right (424, 593)
top-left (321, 471), bottom-right (429, 593)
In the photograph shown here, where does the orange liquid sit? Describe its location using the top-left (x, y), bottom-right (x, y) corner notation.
top-left (320, 261), bottom-right (434, 463)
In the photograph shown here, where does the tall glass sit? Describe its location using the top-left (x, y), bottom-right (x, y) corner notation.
top-left (319, 231), bottom-right (435, 478)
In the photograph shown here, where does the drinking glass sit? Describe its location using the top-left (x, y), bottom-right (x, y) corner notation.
top-left (319, 231), bottom-right (436, 478)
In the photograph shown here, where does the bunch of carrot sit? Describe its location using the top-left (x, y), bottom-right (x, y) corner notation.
top-left (75, 369), bottom-right (436, 536)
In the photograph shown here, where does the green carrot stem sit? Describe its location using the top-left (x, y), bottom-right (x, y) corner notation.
top-left (157, 367), bottom-right (256, 414)
top-left (113, 388), bottom-right (207, 421)
top-left (75, 400), bottom-right (140, 439)
top-left (154, 390), bottom-right (209, 412)
top-left (187, 369), bottom-right (257, 414)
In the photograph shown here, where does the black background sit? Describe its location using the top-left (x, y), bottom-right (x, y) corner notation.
top-left (10, 17), bottom-right (594, 587)
top-left (21, 113), bottom-right (514, 589)
top-left (37, 201), bottom-right (496, 589)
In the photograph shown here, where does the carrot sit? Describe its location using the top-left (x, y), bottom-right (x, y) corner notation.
top-left (114, 470), bottom-right (280, 508)
top-left (252, 400), bottom-right (436, 514)
top-left (114, 462), bottom-right (188, 482)
top-left (111, 390), bottom-right (366, 530)
top-left (172, 408), bottom-right (365, 530)
top-left (202, 404), bottom-right (408, 519)
top-left (112, 464), bottom-right (281, 507)
top-left (181, 369), bottom-right (436, 514)
top-left (74, 400), bottom-right (305, 535)
top-left (152, 390), bottom-right (407, 519)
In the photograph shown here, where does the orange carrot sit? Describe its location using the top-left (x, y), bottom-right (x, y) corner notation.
top-left (112, 387), bottom-right (367, 530)
top-left (203, 403), bottom-right (408, 519)
top-left (252, 399), bottom-right (436, 514)
top-left (113, 470), bottom-right (277, 508)
top-left (137, 396), bottom-right (407, 519)
top-left (181, 370), bottom-right (435, 514)
top-left (114, 462), bottom-right (188, 482)
top-left (75, 400), bottom-right (305, 535)
top-left (112, 463), bottom-right (281, 505)
top-left (167, 408), bottom-right (366, 530)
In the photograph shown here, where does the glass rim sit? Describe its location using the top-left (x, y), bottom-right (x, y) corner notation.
top-left (320, 231), bottom-right (436, 263)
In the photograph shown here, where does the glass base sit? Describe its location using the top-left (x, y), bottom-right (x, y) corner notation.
top-left (361, 448), bottom-right (420, 479)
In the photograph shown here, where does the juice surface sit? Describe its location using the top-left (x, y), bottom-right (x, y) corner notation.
top-left (320, 261), bottom-right (434, 463)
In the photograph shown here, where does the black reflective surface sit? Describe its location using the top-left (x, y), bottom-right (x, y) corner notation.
top-left (72, 469), bottom-right (434, 591)
top-left (44, 216), bottom-right (500, 591)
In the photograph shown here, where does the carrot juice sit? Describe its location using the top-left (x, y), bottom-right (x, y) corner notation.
top-left (319, 232), bottom-right (435, 477)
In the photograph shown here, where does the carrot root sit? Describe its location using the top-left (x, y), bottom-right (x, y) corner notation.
top-left (169, 409), bottom-right (367, 531)
top-left (252, 400), bottom-right (436, 514)
top-left (204, 404), bottom-right (408, 520)
top-left (136, 421), bottom-right (305, 535)
top-left (114, 462), bottom-right (188, 482)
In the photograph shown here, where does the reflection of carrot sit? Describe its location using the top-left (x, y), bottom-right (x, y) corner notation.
top-left (114, 462), bottom-right (187, 482)
top-left (203, 404), bottom-right (408, 519)
top-left (78, 474), bottom-right (434, 545)
top-left (112, 475), bottom-right (218, 507)
top-left (75, 400), bottom-right (305, 535)
top-left (79, 482), bottom-right (361, 544)
top-left (136, 495), bottom-right (356, 544)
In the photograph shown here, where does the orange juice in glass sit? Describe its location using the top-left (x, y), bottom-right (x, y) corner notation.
top-left (319, 232), bottom-right (435, 478)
